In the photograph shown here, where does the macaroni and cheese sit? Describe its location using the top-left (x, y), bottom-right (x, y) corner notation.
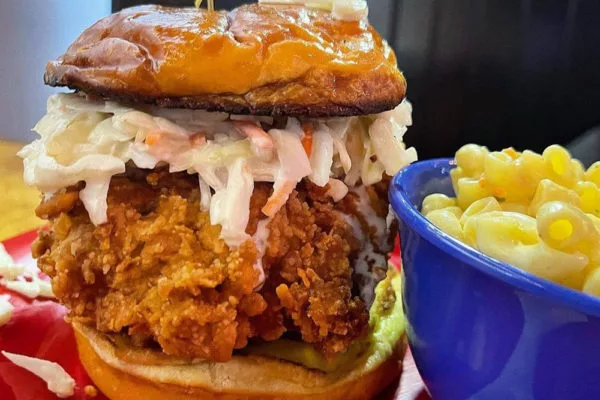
top-left (422, 144), bottom-right (600, 297)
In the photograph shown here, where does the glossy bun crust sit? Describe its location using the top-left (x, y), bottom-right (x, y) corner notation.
top-left (44, 4), bottom-right (406, 117)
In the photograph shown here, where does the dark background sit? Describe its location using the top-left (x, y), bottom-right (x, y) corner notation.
top-left (114, 0), bottom-right (600, 159)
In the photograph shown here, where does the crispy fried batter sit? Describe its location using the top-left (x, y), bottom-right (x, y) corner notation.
top-left (33, 170), bottom-right (393, 362)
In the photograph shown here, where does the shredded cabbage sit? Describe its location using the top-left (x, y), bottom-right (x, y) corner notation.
top-left (369, 117), bottom-right (417, 176)
top-left (262, 129), bottom-right (312, 216)
top-left (80, 177), bottom-right (112, 225)
top-left (210, 159), bottom-right (254, 246)
top-left (309, 123), bottom-right (334, 187)
top-left (19, 93), bottom-right (415, 249)
top-left (327, 178), bottom-right (349, 201)
top-left (257, 0), bottom-right (368, 21)
top-left (198, 176), bottom-right (212, 212)
top-left (331, 0), bottom-right (368, 21)
top-left (327, 117), bottom-right (354, 173)
top-left (334, 186), bottom-right (391, 307)
top-left (361, 139), bottom-right (386, 186)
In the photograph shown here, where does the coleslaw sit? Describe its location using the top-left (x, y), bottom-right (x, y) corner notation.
top-left (19, 93), bottom-right (416, 248)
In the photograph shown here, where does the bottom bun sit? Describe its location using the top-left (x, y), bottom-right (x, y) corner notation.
top-left (73, 322), bottom-right (405, 400)
top-left (73, 270), bottom-right (407, 400)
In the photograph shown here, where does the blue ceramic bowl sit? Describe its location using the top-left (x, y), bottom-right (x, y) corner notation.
top-left (390, 158), bottom-right (600, 400)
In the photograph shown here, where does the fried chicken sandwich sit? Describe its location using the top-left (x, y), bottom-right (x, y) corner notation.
top-left (19, 1), bottom-right (416, 399)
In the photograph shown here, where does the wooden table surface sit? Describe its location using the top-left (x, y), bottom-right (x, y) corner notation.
top-left (0, 140), bottom-right (45, 241)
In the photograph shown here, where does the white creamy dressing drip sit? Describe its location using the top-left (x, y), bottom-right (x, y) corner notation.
top-left (386, 204), bottom-right (397, 232)
top-left (252, 217), bottom-right (273, 289)
top-left (352, 185), bottom-right (388, 248)
top-left (336, 187), bottom-right (393, 307)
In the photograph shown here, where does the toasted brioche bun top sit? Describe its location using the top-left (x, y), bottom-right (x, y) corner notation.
top-left (44, 4), bottom-right (406, 117)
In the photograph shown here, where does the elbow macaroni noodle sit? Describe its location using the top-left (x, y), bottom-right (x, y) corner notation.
top-left (423, 144), bottom-right (600, 297)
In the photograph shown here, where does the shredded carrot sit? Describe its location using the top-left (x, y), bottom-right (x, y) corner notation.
top-left (301, 122), bottom-right (314, 156)
top-left (234, 121), bottom-right (274, 149)
top-left (301, 136), bottom-right (313, 156)
top-left (145, 132), bottom-right (162, 146)
top-left (189, 132), bottom-right (206, 147)
top-left (262, 180), bottom-right (296, 217)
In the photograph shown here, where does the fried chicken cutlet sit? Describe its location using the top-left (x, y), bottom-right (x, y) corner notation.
top-left (33, 168), bottom-right (394, 362)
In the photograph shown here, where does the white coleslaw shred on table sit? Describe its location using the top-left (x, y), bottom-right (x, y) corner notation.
top-left (0, 295), bottom-right (13, 326)
top-left (1, 351), bottom-right (76, 398)
top-left (0, 243), bottom-right (55, 309)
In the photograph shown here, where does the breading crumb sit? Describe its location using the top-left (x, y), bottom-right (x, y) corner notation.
top-left (84, 385), bottom-right (98, 397)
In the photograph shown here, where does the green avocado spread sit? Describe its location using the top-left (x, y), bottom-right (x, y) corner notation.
top-left (243, 269), bottom-right (405, 373)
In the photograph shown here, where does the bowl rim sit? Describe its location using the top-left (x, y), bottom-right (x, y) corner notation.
top-left (390, 157), bottom-right (600, 317)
